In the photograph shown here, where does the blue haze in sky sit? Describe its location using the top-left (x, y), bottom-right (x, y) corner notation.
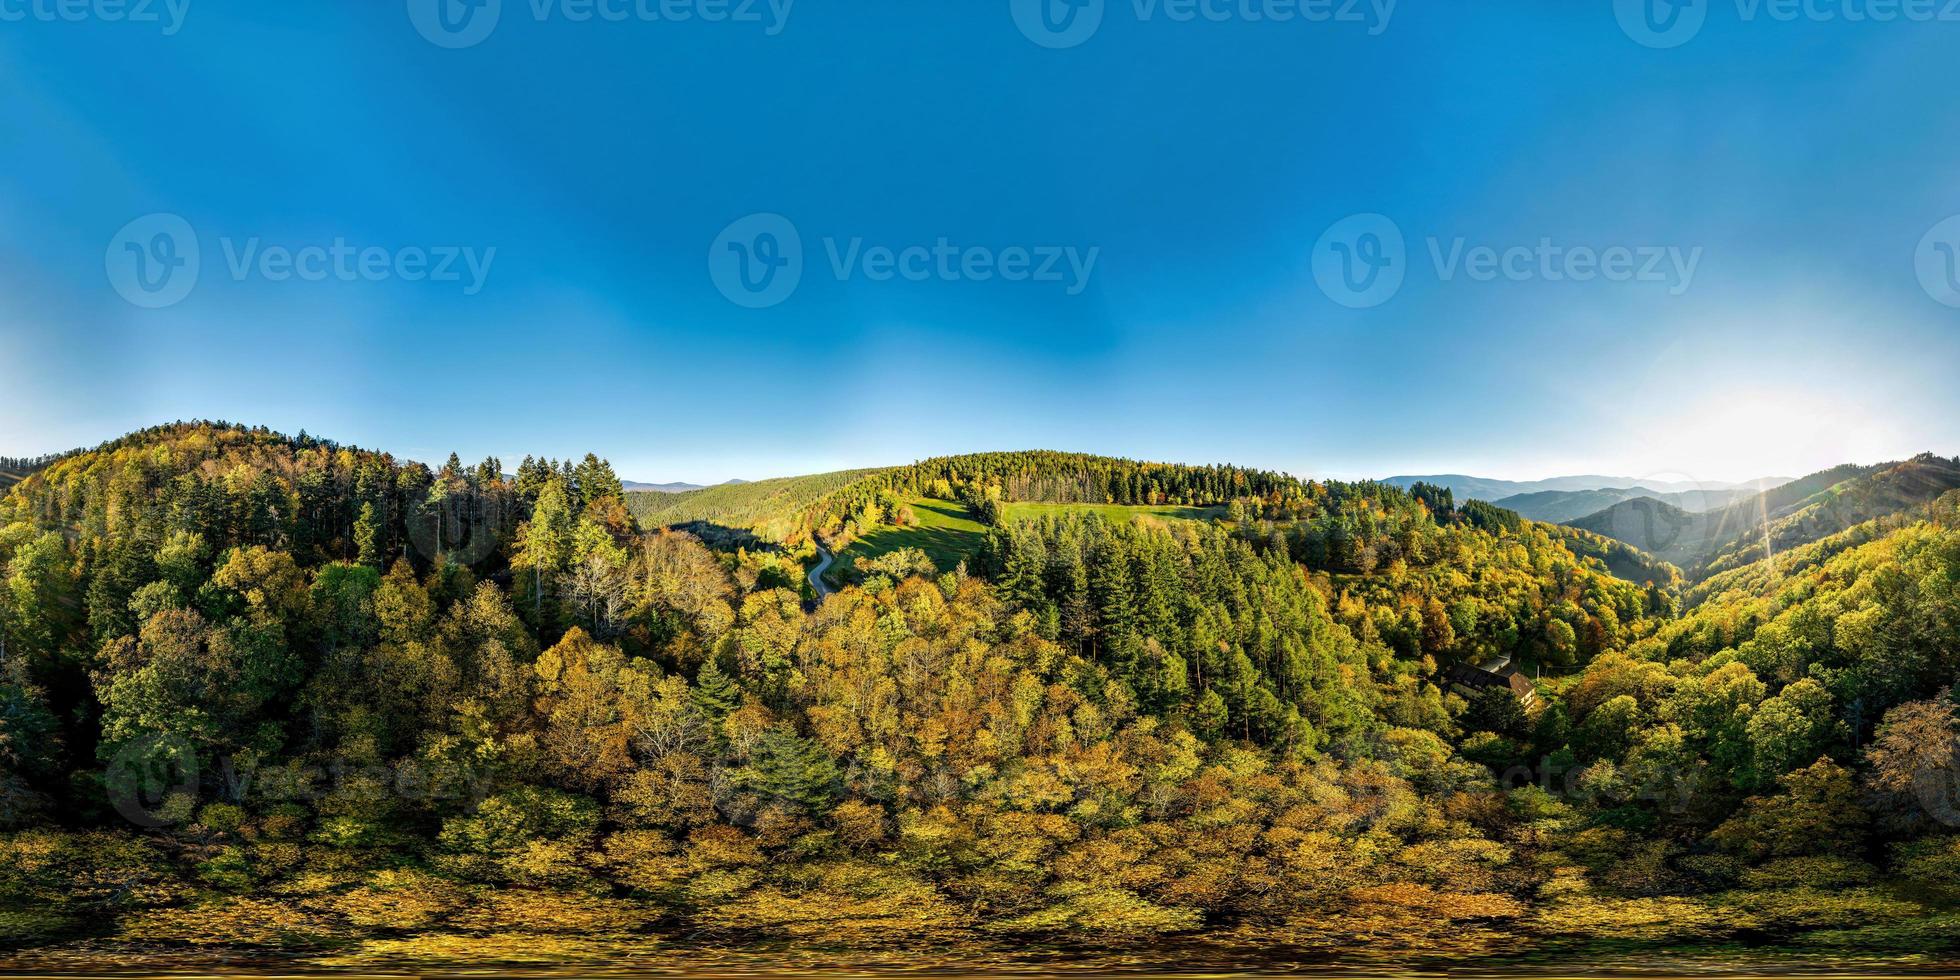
top-left (2, 2), bottom-right (1957, 483)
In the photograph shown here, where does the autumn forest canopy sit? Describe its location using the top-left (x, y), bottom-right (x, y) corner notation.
top-left (2, 421), bottom-right (1959, 966)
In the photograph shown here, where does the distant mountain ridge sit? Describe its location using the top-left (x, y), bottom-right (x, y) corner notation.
top-left (1495, 485), bottom-right (1760, 524)
top-left (623, 478), bottom-right (749, 494)
top-left (1381, 473), bottom-right (1790, 502)
top-left (624, 468), bottom-right (892, 543)
top-left (1564, 453), bottom-right (1960, 578)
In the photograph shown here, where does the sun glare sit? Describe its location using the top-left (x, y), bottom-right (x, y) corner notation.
top-left (1650, 388), bottom-right (1898, 483)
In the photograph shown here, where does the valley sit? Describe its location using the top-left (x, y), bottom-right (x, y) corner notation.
top-left (1561, 454), bottom-right (1960, 578)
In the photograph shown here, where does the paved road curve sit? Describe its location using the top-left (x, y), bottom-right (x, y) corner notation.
top-left (807, 546), bottom-right (836, 602)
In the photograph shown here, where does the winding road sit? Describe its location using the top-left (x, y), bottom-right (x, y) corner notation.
top-left (807, 546), bottom-right (836, 602)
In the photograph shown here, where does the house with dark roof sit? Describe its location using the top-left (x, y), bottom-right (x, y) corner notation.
top-left (1447, 656), bottom-right (1538, 707)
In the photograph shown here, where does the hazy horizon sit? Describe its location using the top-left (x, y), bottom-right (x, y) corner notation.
top-left (1, 417), bottom-right (1909, 490)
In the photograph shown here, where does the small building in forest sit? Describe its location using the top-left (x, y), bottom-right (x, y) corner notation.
top-left (1448, 655), bottom-right (1538, 707)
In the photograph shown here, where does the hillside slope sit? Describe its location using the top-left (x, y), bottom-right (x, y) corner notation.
top-left (623, 452), bottom-right (1690, 593)
top-left (5, 422), bottom-right (1956, 959)
top-left (1543, 523), bottom-right (1684, 589)
top-left (625, 468), bottom-right (890, 544)
top-left (1567, 454), bottom-right (1960, 577)
top-left (1497, 485), bottom-right (1755, 523)
top-left (0, 421), bottom-right (531, 572)
top-left (627, 450), bottom-right (1317, 548)
top-left (1385, 472), bottom-right (1786, 502)
top-left (1, 452), bottom-right (71, 493)
top-left (1564, 496), bottom-right (1706, 569)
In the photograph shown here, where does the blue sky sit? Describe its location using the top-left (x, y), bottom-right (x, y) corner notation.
top-left (2, 2), bottom-right (1957, 484)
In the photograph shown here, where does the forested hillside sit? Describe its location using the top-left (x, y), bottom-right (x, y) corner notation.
top-left (624, 469), bottom-right (889, 545)
top-left (1696, 454), bottom-right (1960, 576)
top-left (2, 424), bottom-right (1956, 966)
top-left (628, 451), bottom-right (1322, 552)
top-left (1543, 524), bottom-right (1685, 592)
top-left (1384, 473), bottom-right (1786, 503)
top-left (1565, 497), bottom-right (1704, 569)
top-left (0, 453), bottom-right (72, 494)
top-left (1567, 454), bottom-right (1960, 579)
top-left (1498, 486), bottom-right (1755, 524)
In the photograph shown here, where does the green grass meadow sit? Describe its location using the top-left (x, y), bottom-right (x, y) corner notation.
top-left (625, 467), bottom-right (889, 543)
top-left (829, 498), bottom-right (1227, 585)
top-left (999, 501), bottom-right (1227, 524)
top-left (831, 498), bottom-right (990, 582)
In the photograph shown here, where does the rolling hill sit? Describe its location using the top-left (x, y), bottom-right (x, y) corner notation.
top-left (1563, 496), bottom-right (1707, 570)
top-left (1382, 472), bottom-right (1787, 503)
top-left (26, 423), bottom-right (1939, 959)
top-left (616, 451), bottom-right (1720, 592)
top-left (1494, 485), bottom-right (1758, 523)
top-left (627, 450), bottom-right (1314, 549)
top-left (1566, 453), bottom-right (1960, 577)
top-left (614, 448), bottom-right (1960, 598)
top-left (622, 478), bottom-right (749, 493)
top-left (1542, 522), bottom-right (1684, 588)
top-left (3, 449), bottom-right (84, 493)
top-left (624, 468), bottom-right (890, 543)
top-left (828, 497), bottom-right (1229, 585)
